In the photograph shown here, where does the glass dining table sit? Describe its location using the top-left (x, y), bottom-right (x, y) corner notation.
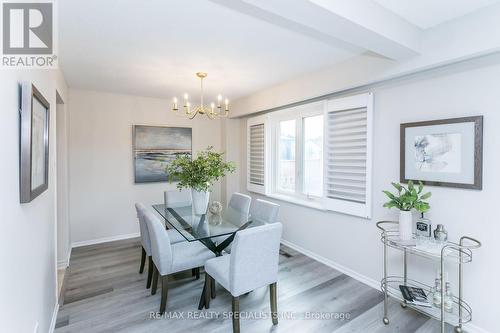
top-left (152, 203), bottom-right (264, 310)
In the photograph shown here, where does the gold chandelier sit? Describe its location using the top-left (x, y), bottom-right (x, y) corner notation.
top-left (171, 72), bottom-right (229, 119)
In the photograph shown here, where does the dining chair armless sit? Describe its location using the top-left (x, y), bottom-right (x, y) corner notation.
top-left (143, 210), bottom-right (215, 314)
top-left (164, 189), bottom-right (203, 278)
top-left (225, 192), bottom-right (252, 224)
top-left (204, 223), bottom-right (283, 333)
top-left (164, 188), bottom-right (192, 208)
top-left (135, 203), bottom-right (185, 289)
top-left (250, 199), bottom-right (280, 224)
top-left (215, 193), bottom-right (252, 253)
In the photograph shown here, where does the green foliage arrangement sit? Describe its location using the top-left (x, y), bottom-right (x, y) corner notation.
top-left (383, 181), bottom-right (431, 212)
top-left (165, 146), bottom-right (236, 192)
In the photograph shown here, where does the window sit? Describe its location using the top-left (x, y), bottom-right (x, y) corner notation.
top-left (247, 115), bottom-right (269, 194)
top-left (323, 93), bottom-right (373, 218)
top-left (247, 93), bottom-right (373, 218)
top-left (271, 102), bottom-right (324, 203)
top-left (303, 115), bottom-right (323, 197)
top-left (278, 119), bottom-right (296, 192)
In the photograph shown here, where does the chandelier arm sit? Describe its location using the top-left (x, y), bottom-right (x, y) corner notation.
top-left (188, 109), bottom-right (198, 120)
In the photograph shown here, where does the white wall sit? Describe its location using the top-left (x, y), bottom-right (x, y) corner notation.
top-left (0, 70), bottom-right (68, 333)
top-left (227, 56), bottom-right (500, 333)
top-left (68, 89), bottom-right (223, 245)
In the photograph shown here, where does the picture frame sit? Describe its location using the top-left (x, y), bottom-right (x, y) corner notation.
top-left (20, 83), bottom-right (50, 203)
top-left (400, 116), bottom-right (483, 190)
top-left (133, 125), bottom-right (192, 183)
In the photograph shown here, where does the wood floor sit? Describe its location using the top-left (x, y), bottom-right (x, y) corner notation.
top-left (55, 238), bottom-right (453, 333)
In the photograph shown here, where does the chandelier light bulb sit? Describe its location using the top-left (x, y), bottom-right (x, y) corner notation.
top-left (172, 97), bottom-right (178, 111)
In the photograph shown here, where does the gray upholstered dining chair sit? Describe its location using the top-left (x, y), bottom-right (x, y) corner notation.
top-left (143, 210), bottom-right (216, 314)
top-left (135, 203), bottom-right (185, 289)
top-left (165, 188), bottom-right (204, 278)
top-left (214, 193), bottom-right (252, 253)
top-left (204, 223), bottom-right (283, 333)
top-left (250, 199), bottom-right (280, 224)
top-left (164, 188), bottom-right (192, 208)
top-left (225, 192), bottom-right (252, 225)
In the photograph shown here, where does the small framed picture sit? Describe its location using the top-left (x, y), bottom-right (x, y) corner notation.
top-left (400, 116), bottom-right (483, 190)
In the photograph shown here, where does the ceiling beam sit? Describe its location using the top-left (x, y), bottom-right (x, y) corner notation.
top-left (210, 0), bottom-right (422, 60)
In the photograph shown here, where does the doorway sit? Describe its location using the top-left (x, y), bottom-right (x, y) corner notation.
top-left (56, 91), bottom-right (70, 301)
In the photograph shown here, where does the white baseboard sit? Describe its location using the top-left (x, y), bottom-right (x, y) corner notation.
top-left (72, 232), bottom-right (140, 248)
top-left (280, 238), bottom-right (491, 333)
top-left (280, 239), bottom-right (380, 291)
top-left (48, 302), bottom-right (59, 333)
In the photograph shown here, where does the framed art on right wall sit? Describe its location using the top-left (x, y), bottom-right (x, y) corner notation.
top-left (400, 116), bottom-right (483, 189)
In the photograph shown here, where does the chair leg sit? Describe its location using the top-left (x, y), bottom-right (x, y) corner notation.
top-left (232, 296), bottom-right (240, 333)
top-left (146, 256), bottom-right (153, 289)
top-left (204, 273), bottom-right (211, 309)
top-left (270, 282), bottom-right (278, 325)
top-left (210, 276), bottom-right (216, 299)
top-left (151, 265), bottom-right (159, 295)
top-left (159, 275), bottom-right (169, 314)
top-left (139, 247), bottom-right (146, 274)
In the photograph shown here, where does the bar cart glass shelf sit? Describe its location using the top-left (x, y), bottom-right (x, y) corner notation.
top-left (376, 221), bottom-right (481, 333)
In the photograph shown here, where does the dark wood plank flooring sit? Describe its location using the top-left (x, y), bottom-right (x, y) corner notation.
top-left (55, 238), bottom-right (453, 333)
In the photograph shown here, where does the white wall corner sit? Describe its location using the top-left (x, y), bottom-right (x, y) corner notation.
top-left (57, 247), bottom-right (72, 268)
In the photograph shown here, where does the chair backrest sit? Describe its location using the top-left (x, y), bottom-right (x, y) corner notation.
top-left (164, 188), bottom-right (192, 208)
top-left (135, 203), bottom-right (152, 255)
top-left (250, 199), bottom-right (280, 224)
top-left (229, 223), bottom-right (283, 296)
top-left (143, 210), bottom-right (173, 275)
top-left (226, 192), bottom-right (252, 225)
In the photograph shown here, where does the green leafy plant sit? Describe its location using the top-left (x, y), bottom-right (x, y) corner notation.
top-left (165, 146), bottom-right (236, 192)
top-left (383, 181), bottom-right (431, 212)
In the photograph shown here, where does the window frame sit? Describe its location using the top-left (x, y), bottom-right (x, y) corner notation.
top-left (269, 101), bottom-right (325, 205)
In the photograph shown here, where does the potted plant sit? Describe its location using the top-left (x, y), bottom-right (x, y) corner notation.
top-left (166, 146), bottom-right (236, 215)
top-left (383, 181), bottom-right (431, 240)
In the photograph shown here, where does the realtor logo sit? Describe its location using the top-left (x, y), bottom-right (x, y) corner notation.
top-left (1, 1), bottom-right (57, 68)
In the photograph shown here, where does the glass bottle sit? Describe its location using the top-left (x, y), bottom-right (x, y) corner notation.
top-left (444, 282), bottom-right (453, 313)
top-left (432, 277), bottom-right (441, 307)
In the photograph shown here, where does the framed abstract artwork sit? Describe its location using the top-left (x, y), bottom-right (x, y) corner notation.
top-left (133, 125), bottom-right (192, 183)
top-left (400, 116), bottom-right (483, 189)
top-left (20, 83), bottom-right (50, 203)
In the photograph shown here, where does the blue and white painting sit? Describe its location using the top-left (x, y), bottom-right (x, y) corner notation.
top-left (133, 125), bottom-right (192, 183)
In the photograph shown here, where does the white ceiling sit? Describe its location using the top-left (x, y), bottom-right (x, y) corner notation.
top-left (58, 0), bottom-right (360, 101)
top-left (373, 0), bottom-right (500, 29)
top-left (59, 0), bottom-right (500, 101)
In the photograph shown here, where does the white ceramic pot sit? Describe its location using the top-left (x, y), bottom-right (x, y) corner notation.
top-left (191, 189), bottom-right (210, 215)
top-left (399, 210), bottom-right (413, 241)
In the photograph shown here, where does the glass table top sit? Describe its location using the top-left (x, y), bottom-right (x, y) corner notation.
top-left (152, 204), bottom-right (263, 242)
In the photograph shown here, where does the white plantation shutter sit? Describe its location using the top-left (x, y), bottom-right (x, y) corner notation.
top-left (323, 93), bottom-right (373, 218)
top-left (247, 115), bottom-right (269, 194)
